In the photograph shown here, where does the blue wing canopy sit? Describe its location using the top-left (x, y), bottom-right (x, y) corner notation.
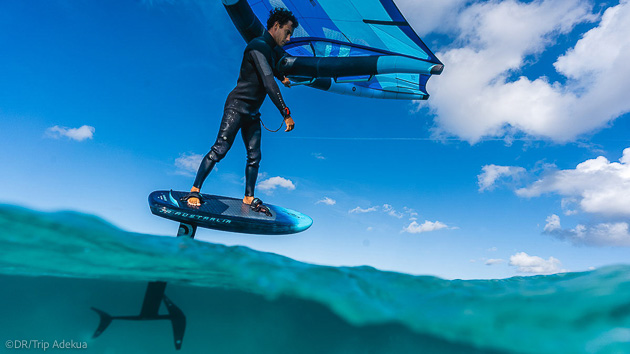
top-left (223, 0), bottom-right (443, 100)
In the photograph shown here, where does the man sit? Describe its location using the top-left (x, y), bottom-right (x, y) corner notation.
top-left (181, 8), bottom-right (298, 215)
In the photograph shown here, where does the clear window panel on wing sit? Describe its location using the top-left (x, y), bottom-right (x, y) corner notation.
top-left (286, 44), bottom-right (315, 57)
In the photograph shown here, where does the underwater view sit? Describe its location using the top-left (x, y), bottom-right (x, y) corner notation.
top-left (2, 204), bottom-right (629, 353)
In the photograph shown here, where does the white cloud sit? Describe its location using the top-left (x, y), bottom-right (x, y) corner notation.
top-left (517, 148), bottom-right (630, 217)
top-left (561, 197), bottom-right (579, 216)
top-left (543, 214), bottom-right (630, 247)
top-left (257, 176), bottom-right (296, 193)
top-left (349, 203), bottom-right (448, 232)
top-left (257, 172), bottom-right (269, 180)
top-left (478, 164), bottom-right (526, 191)
top-left (349, 206), bottom-right (379, 214)
top-left (383, 204), bottom-right (404, 218)
top-left (554, 1), bottom-right (630, 82)
top-left (316, 197), bottom-right (336, 205)
top-left (395, 0), bottom-right (467, 35)
top-left (423, 0), bottom-right (630, 143)
top-left (312, 153), bottom-right (326, 160)
top-left (487, 247), bottom-right (498, 252)
top-left (403, 207), bottom-right (419, 221)
top-left (502, 151), bottom-right (630, 247)
top-left (46, 125), bottom-right (95, 141)
top-left (174, 152), bottom-right (203, 176)
top-left (349, 204), bottom-right (413, 217)
top-left (544, 214), bottom-right (561, 232)
top-left (404, 207), bottom-right (418, 217)
top-left (402, 220), bottom-right (450, 234)
top-left (485, 258), bottom-right (505, 265)
top-left (509, 252), bottom-right (564, 274)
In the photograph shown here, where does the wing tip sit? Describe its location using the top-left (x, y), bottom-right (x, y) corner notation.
top-left (431, 64), bottom-right (444, 75)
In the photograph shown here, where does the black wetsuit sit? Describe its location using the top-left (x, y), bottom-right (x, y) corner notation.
top-left (192, 31), bottom-right (290, 197)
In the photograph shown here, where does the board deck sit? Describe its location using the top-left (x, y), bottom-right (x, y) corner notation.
top-left (148, 190), bottom-right (312, 235)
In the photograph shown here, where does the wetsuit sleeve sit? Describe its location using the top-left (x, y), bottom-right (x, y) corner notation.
top-left (272, 48), bottom-right (286, 81)
top-left (249, 49), bottom-right (290, 118)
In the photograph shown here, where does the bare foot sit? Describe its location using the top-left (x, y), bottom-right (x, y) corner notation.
top-left (243, 196), bottom-right (254, 205)
top-left (187, 187), bottom-right (201, 207)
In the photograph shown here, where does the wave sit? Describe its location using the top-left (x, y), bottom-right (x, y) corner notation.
top-left (1, 204), bottom-right (629, 353)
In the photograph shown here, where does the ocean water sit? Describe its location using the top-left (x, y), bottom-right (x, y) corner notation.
top-left (1, 204), bottom-right (629, 354)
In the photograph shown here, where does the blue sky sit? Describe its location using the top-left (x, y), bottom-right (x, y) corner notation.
top-left (2, 0), bottom-right (630, 279)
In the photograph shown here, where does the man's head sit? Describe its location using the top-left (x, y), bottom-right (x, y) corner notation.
top-left (267, 8), bottom-right (298, 47)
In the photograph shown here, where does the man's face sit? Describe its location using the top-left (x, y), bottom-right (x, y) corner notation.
top-left (270, 21), bottom-right (294, 47)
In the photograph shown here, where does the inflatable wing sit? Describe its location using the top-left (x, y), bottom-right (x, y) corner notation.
top-left (223, 0), bottom-right (443, 100)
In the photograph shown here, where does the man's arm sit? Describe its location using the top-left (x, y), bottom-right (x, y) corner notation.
top-left (249, 50), bottom-right (291, 118)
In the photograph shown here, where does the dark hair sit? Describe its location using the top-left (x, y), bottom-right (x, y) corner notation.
top-left (266, 7), bottom-right (298, 30)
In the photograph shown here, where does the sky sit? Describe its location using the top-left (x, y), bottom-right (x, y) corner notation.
top-left (1, 0), bottom-right (630, 279)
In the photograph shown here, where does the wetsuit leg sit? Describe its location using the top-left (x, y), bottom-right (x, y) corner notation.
top-left (192, 154), bottom-right (216, 189)
top-left (241, 115), bottom-right (262, 197)
top-left (192, 109), bottom-right (242, 189)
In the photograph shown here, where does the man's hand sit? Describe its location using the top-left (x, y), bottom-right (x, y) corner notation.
top-left (281, 77), bottom-right (291, 87)
top-left (284, 117), bottom-right (295, 132)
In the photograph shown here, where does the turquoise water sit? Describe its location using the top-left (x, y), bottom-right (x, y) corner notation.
top-left (1, 204), bottom-right (629, 353)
